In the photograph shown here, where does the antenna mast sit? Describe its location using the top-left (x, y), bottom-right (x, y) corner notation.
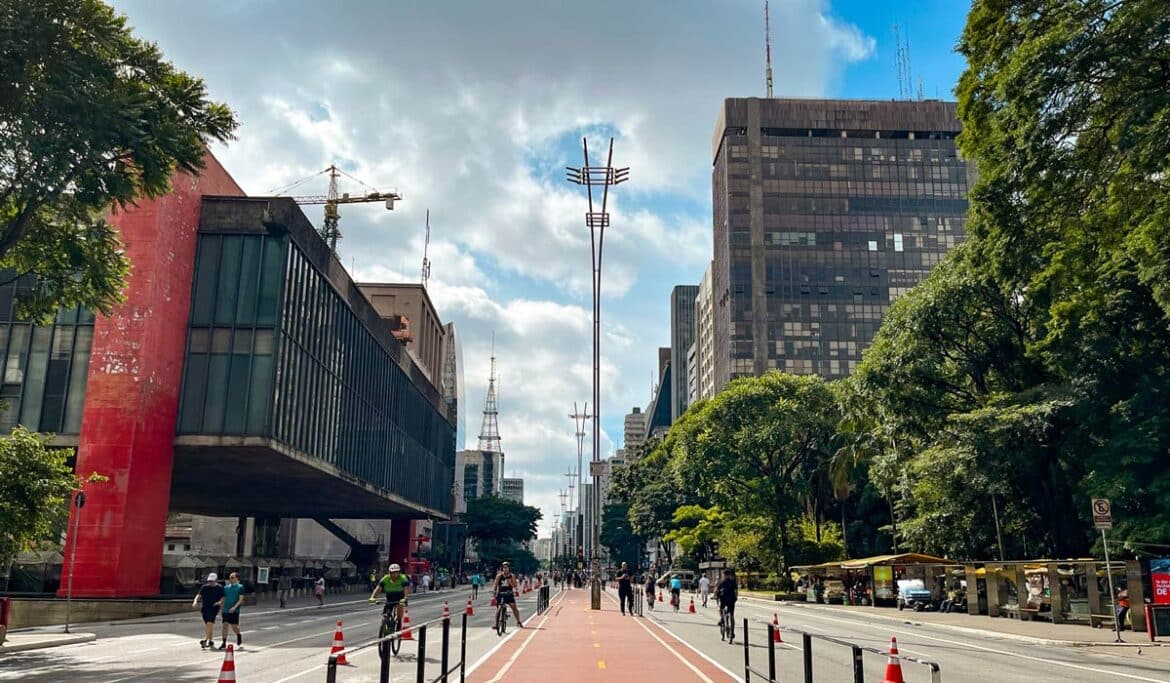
top-left (421, 209), bottom-right (432, 287)
top-left (764, 0), bottom-right (774, 99)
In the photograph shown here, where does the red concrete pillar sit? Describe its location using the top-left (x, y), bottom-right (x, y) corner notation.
top-left (388, 519), bottom-right (413, 569)
top-left (59, 154), bottom-right (243, 597)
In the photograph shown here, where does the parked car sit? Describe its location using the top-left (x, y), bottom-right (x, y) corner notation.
top-left (822, 579), bottom-right (847, 604)
top-left (896, 579), bottom-right (936, 611)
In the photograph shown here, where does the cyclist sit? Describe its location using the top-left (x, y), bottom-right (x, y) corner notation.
top-left (644, 572), bottom-right (656, 610)
top-left (715, 568), bottom-right (739, 640)
top-left (368, 563), bottom-right (411, 626)
top-left (669, 573), bottom-right (683, 611)
top-left (493, 561), bottom-right (523, 628)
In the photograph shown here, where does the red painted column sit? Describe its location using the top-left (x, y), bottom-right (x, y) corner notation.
top-left (388, 519), bottom-right (413, 569)
top-left (59, 153), bottom-right (243, 597)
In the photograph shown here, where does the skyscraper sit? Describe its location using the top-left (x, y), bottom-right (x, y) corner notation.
top-left (711, 98), bottom-right (969, 387)
top-left (669, 285), bottom-right (699, 422)
top-left (694, 263), bottom-right (716, 400)
top-left (623, 407), bottom-right (646, 452)
top-left (501, 477), bottom-right (524, 504)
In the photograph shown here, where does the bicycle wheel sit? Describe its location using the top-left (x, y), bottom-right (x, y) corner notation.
top-left (378, 613), bottom-right (390, 658)
top-left (495, 605), bottom-right (508, 636)
top-left (389, 613), bottom-right (402, 655)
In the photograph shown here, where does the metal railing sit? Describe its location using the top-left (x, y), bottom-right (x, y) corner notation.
top-left (536, 585), bottom-right (551, 615)
top-left (325, 610), bottom-right (468, 683)
top-left (741, 617), bottom-right (942, 683)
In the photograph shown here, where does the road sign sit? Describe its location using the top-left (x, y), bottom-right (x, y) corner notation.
top-left (589, 461), bottom-right (606, 477)
top-left (1092, 498), bottom-right (1112, 530)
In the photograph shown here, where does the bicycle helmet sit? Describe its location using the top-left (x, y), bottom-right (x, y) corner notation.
top-left (388, 563), bottom-right (401, 572)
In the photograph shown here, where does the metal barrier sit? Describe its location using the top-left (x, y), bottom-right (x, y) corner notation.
top-left (740, 617), bottom-right (942, 683)
top-left (325, 610), bottom-right (468, 683)
top-left (632, 586), bottom-right (644, 617)
top-left (536, 585), bottom-right (551, 615)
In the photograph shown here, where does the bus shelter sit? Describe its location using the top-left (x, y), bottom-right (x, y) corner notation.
top-left (793, 553), bottom-right (952, 606)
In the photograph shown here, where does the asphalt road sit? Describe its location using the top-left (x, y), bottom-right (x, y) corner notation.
top-left (627, 592), bottom-right (1170, 683)
top-left (0, 586), bottom-right (549, 683)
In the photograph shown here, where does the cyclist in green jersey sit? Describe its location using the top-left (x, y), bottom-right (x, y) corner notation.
top-left (369, 563), bottom-right (411, 623)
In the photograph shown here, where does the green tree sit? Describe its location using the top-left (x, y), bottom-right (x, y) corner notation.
top-left (1, 0), bottom-right (238, 319)
top-left (682, 372), bottom-right (838, 573)
top-left (463, 495), bottom-right (541, 553)
top-left (599, 502), bottom-right (644, 568)
top-left (662, 505), bottom-right (725, 563)
top-left (0, 427), bottom-right (104, 582)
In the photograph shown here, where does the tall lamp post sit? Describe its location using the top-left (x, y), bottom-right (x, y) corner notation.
top-left (64, 490), bottom-right (86, 634)
top-left (566, 137), bottom-right (629, 610)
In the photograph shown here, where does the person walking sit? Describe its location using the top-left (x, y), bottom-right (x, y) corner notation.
top-left (314, 574), bottom-right (326, 607)
top-left (277, 572), bottom-right (291, 608)
top-left (218, 572), bottom-right (245, 650)
top-left (421, 572), bottom-right (432, 593)
top-left (1117, 587), bottom-right (1131, 630)
top-left (699, 573), bottom-right (711, 608)
top-left (471, 572), bottom-right (481, 599)
top-left (616, 562), bottom-right (635, 615)
top-left (644, 573), bottom-right (656, 611)
top-left (192, 572), bottom-right (224, 650)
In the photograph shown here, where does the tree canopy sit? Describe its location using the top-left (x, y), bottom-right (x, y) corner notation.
top-left (0, 0), bottom-right (238, 319)
top-left (463, 495), bottom-right (541, 548)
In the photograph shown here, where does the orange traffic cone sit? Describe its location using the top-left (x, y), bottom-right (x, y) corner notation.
top-left (658, 592), bottom-right (663, 603)
top-left (772, 614), bottom-right (782, 643)
top-left (329, 621), bottom-right (348, 665)
top-left (490, 594), bottom-right (498, 607)
top-left (442, 601), bottom-right (450, 621)
top-left (465, 597), bottom-right (474, 616)
top-left (401, 608), bottom-right (413, 640)
top-left (688, 597), bottom-right (696, 613)
top-left (883, 636), bottom-right (905, 683)
top-left (217, 643), bottom-right (237, 682)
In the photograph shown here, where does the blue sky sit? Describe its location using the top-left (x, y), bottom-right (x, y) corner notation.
top-left (112, 0), bottom-right (972, 536)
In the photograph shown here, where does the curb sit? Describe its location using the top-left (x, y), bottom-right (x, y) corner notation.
top-left (745, 596), bottom-right (1161, 648)
top-left (0, 633), bottom-right (97, 654)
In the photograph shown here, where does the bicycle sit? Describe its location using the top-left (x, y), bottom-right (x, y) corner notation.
top-left (494, 594), bottom-right (509, 636)
top-left (373, 598), bottom-right (406, 656)
top-left (719, 603), bottom-right (734, 643)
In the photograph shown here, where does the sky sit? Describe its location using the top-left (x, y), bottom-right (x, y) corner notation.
top-left (109, 0), bottom-right (970, 538)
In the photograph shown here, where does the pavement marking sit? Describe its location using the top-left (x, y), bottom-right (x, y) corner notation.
top-left (593, 642), bottom-right (601, 648)
top-left (775, 605), bottom-right (1170, 683)
top-left (618, 594), bottom-right (754, 681)
top-left (598, 659), bottom-right (607, 669)
top-left (475, 590), bottom-right (567, 683)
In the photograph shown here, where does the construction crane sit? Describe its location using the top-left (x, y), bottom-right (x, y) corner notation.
top-left (271, 164), bottom-right (402, 254)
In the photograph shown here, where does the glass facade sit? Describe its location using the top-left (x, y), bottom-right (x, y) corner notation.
top-left (712, 99), bottom-right (969, 384)
top-left (0, 274), bottom-right (95, 434)
top-left (669, 285), bottom-right (698, 422)
top-left (179, 230), bottom-right (456, 514)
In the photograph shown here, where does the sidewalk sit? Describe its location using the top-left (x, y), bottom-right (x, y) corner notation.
top-left (743, 591), bottom-right (1164, 648)
top-left (0, 629), bottom-right (96, 654)
top-left (468, 589), bottom-right (736, 682)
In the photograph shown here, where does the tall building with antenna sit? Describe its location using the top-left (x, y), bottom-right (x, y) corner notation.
top-left (453, 340), bottom-right (505, 512)
top-left (710, 97), bottom-right (970, 388)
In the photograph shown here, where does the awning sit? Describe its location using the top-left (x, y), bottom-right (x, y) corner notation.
top-left (839, 553), bottom-right (952, 570)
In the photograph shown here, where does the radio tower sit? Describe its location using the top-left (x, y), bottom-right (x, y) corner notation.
top-left (764, 0), bottom-right (774, 98)
top-left (478, 335), bottom-right (502, 493)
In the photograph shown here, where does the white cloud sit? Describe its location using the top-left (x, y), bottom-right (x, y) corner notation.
top-left (110, 0), bottom-right (875, 532)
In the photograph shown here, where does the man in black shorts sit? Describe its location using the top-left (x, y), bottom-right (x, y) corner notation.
top-left (192, 572), bottom-right (224, 650)
top-left (616, 562), bottom-right (635, 615)
top-left (493, 561), bottom-right (523, 627)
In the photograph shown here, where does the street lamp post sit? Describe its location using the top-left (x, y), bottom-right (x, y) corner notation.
top-left (566, 137), bottom-right (629, 610)
top-left (64, 490), bottom-right (86, 634)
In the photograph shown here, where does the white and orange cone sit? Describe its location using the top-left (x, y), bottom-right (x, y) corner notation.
top-left (883, 636), bottom-right (905, 683)
top-left (442, 601), bottom-right (450, 621)
top-left (772, 613), bottom-right (782, 643)
top-left (217, 643), bottom-right (237, 682)
top-left (465, 597), bottom-right (474, 616)
top-left (328, 621), bottom-right (348, 665)
top-left (401, 608), bottom-right (413, 640)
top-left (688, 597), bottom-right (696, 613)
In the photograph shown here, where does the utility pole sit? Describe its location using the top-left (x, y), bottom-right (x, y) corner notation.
top-left (566, 138), bottom-right (629, 610)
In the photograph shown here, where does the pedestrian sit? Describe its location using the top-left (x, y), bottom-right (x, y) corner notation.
top-left (314, 574), bottom-right (326, 607)
top-left (699, 573), bottom-right (711, 608)
top-left (277, 572), bottom-right (291, 608)
top-left (471, 572), bottom-right (481, 599)
top-left (1117, 587), bottom-right (1131, 630)
top-left (422, 572), bottom-right (432, 593)
top-left (645, 572), bottom-right (656, 611)
top-left (368, 568), bottom-right (377, 592)
top-left (616, 562), bottom-right (634, 615)
top-left (218, 572), bottom-right (244, 650)
top-left (192, 572), bottom-right (224, 650)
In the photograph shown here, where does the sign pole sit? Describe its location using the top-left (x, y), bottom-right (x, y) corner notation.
top-left (1101, 528), bottom-right (1123, 643)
